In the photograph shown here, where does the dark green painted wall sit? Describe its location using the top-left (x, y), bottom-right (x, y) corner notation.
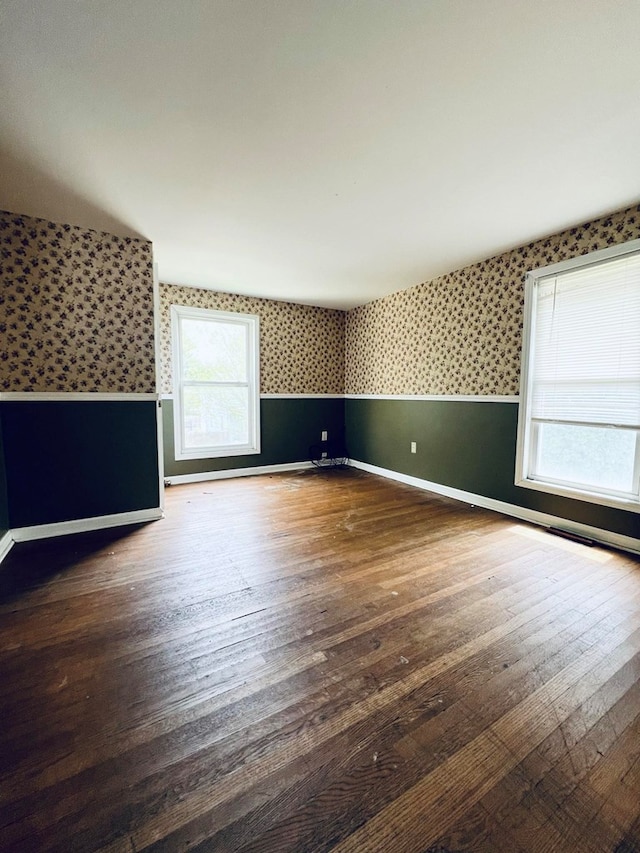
top-left (163, 397), bottom-right (345, 477)
top-left (346, 398), bottom-right (640, 540)
top-left (0, 413), bottom-right (9, 537)
top-left (2, 401), bottom-right (160, 528)
top-left (4, 393), bottom-right (634, 542)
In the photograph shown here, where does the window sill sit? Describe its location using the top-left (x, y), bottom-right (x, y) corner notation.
top-left (175, 446), bottom-right (261, 462)
top-left (515, 476), bottom-right (640, 514)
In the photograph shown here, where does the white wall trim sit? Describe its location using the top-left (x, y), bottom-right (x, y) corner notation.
top-left (162, 392), bottom-right (343, 400)
top-left (165, 460), bottom-right (314, 485)
top-left (0, 392), bottom-right (159, 402)
top-left (161, 393), bottom-right (515, 402)
top-left (260, 393), bottom-right (345, 399)
top-left (0, 531), bottom-right (13, 564)
top-left (345, 394), bottom-right (519, 402)
top-left (349, 459), bottom-right (640, 556)
top-left (164, 393), bottom-right (347, 400)
top-left (11, 507), bottom-right (164, 543)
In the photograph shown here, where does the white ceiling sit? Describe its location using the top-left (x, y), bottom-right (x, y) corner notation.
top-left (1, 1), bottom-right (639, 310)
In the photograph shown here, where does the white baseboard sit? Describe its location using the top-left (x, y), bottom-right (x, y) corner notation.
top-left (0, 531), bottom-right (14, 563)
top-left (11, 507), bottom-right (164, 543)
top-left (349, 459), bottom-right (640, 556)
top-left (165, 461), bottom-right (314, 485)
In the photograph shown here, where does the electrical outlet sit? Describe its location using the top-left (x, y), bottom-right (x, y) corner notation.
top-left (411, 441), bottom-right (417, 454)
top-left (321, 430), bottom-right (328, 441)
top-left (321, 451), bottom-right (328, 458)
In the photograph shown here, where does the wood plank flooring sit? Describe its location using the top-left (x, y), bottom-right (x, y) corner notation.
top-left (1, 468), bottom-right (639, 852)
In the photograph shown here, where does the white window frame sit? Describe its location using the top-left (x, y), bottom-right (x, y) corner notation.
top-left (515, 239), bottom-right (640, 514)
top-left (171, 304), bottom-right (260, 461)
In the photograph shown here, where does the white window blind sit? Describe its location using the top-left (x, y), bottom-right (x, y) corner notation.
top-left (530, 252), bottom-right (640, 430)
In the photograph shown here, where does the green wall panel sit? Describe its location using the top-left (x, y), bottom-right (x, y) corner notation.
top-left (2, 401), bottom-right (160, 528)
top-left (163, 397), bottom-right (345, 477)
top-left (0, 413), bottom-right (9, 536)
top-left (345, 398), bottom-right (639, 540)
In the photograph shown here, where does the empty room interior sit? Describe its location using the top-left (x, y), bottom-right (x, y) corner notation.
top-left (1, 1), bottom-right (640, 851)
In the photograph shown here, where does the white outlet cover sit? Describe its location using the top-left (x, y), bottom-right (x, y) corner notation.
top-left (411, 441), bottom-right (417, 453)
top-left (321, 430), bottom-right (328, 441)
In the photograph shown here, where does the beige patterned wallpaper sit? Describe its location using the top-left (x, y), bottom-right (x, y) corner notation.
top-left (346, 204), bottom-right (640, 395)
top-left (0, 211), bottom-right (156, 393)
top-left (5, 204), bottom-right (637, 398)
top-left (160, 284), bottom-right (345, 395)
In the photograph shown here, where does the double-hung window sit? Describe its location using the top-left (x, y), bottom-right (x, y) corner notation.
top-left (171, 305), bottom-right (260, 460)
top-left (516, 239), bottom-right (640, 512)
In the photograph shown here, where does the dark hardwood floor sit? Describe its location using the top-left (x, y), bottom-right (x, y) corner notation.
top-left (1, 468), bottom-right (639, 852)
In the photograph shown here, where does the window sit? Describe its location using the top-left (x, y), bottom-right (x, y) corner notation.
top-left (171, 305), bottom-right (260, 460)
top-left (516, 239), bottom-right (640, 512)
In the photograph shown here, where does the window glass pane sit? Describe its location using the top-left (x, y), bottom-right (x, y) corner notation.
top-left (181, 318), bottom-right (247, 382)
top-left (532, 422), bottom-right (637, 495)
top-left (183, 386), bottom-right (249, 449)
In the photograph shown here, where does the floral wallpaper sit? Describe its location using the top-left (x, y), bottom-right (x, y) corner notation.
top-left (5, 203), bottom-right (637, 399)
top-left (346, 204), bottom-right (640, 396)
top-left (160, 284), bottom-right (345, 395)
top-left (0, 211), bottom-right (156, 393)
